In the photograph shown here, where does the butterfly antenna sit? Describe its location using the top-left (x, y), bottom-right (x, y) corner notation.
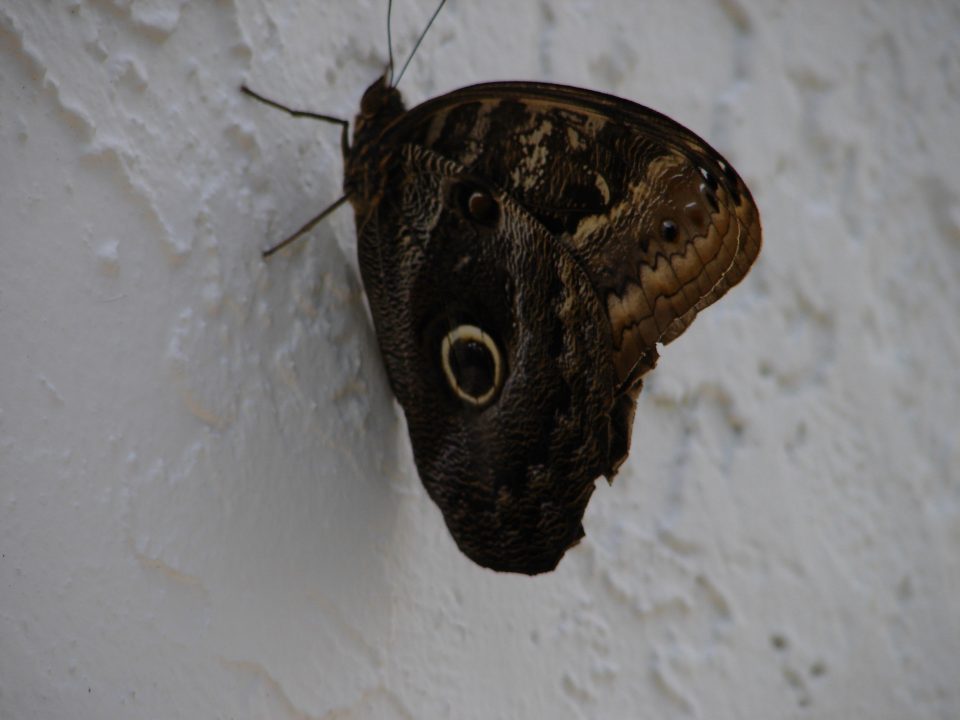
top-left (261, 196), bottom-right (349, 258)
top-left (393, 0), bottom-right (448, 87)
top-left (386, 0), bottom-right (396, 85)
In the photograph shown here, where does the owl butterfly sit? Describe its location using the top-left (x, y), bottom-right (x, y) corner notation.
top-left (245, 1), bottom-right (761, 575)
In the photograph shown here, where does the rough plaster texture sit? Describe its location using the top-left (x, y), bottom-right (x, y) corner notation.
top-left (2, 1), bottom-right (959, 718)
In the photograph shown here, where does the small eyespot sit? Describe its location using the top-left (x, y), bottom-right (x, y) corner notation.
top-left (441, 325), bottom-right (503, 406)
top-left (454, 182), bottom-right (500, 226)
top-left (661, 220), bottom-right (678, 241)
top-left (469, 191), bottom-right (496, 222)
top-left (467, 188), bottom-right (499, 226)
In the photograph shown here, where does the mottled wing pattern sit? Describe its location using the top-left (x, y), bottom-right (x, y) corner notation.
top-left (381, 82), bottom-right (762, 386)
top-left (353, 143), bottom-right (618, 574)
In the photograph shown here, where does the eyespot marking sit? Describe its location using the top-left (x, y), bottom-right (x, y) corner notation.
top-left (455, 182), bottom-right (500, 226)
top-left (661, 220), bottom-right (678, 241)
top-left (441, 324), bottom-right (503, 406)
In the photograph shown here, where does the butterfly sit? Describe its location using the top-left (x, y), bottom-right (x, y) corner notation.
top-left (244, 1), bottom-right (761, 575)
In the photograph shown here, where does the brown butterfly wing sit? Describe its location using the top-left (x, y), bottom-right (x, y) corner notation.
top-left (377, 82), bottom-right (762, 385)
top-left (352, 143), bottom-right (618, 574)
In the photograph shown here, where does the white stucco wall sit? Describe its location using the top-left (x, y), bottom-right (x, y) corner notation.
top-left (2, 1), bottom-right (959, 718)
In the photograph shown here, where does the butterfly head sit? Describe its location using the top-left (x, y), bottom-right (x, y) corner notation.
top-left (352, 75), bottom-right (406, 153)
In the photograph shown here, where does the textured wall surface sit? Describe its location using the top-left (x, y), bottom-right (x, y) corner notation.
top-left (2, 1), bottom-right (959, 718)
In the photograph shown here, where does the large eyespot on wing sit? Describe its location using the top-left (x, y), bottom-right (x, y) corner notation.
top-left (440, 324), bottom-right (504, 407)
top-left (355, 143), bottom-right (619, 574)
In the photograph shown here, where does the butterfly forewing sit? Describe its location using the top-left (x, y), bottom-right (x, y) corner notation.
top-left (366, 82), bottom-right (761, 385)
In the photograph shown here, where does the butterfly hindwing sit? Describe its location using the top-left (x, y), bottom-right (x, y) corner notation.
top-left (355, 142), bottom-right (623, 573)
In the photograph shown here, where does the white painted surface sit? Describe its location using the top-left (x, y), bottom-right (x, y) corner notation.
top-left (2, 1), bottom-right (959, 717)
